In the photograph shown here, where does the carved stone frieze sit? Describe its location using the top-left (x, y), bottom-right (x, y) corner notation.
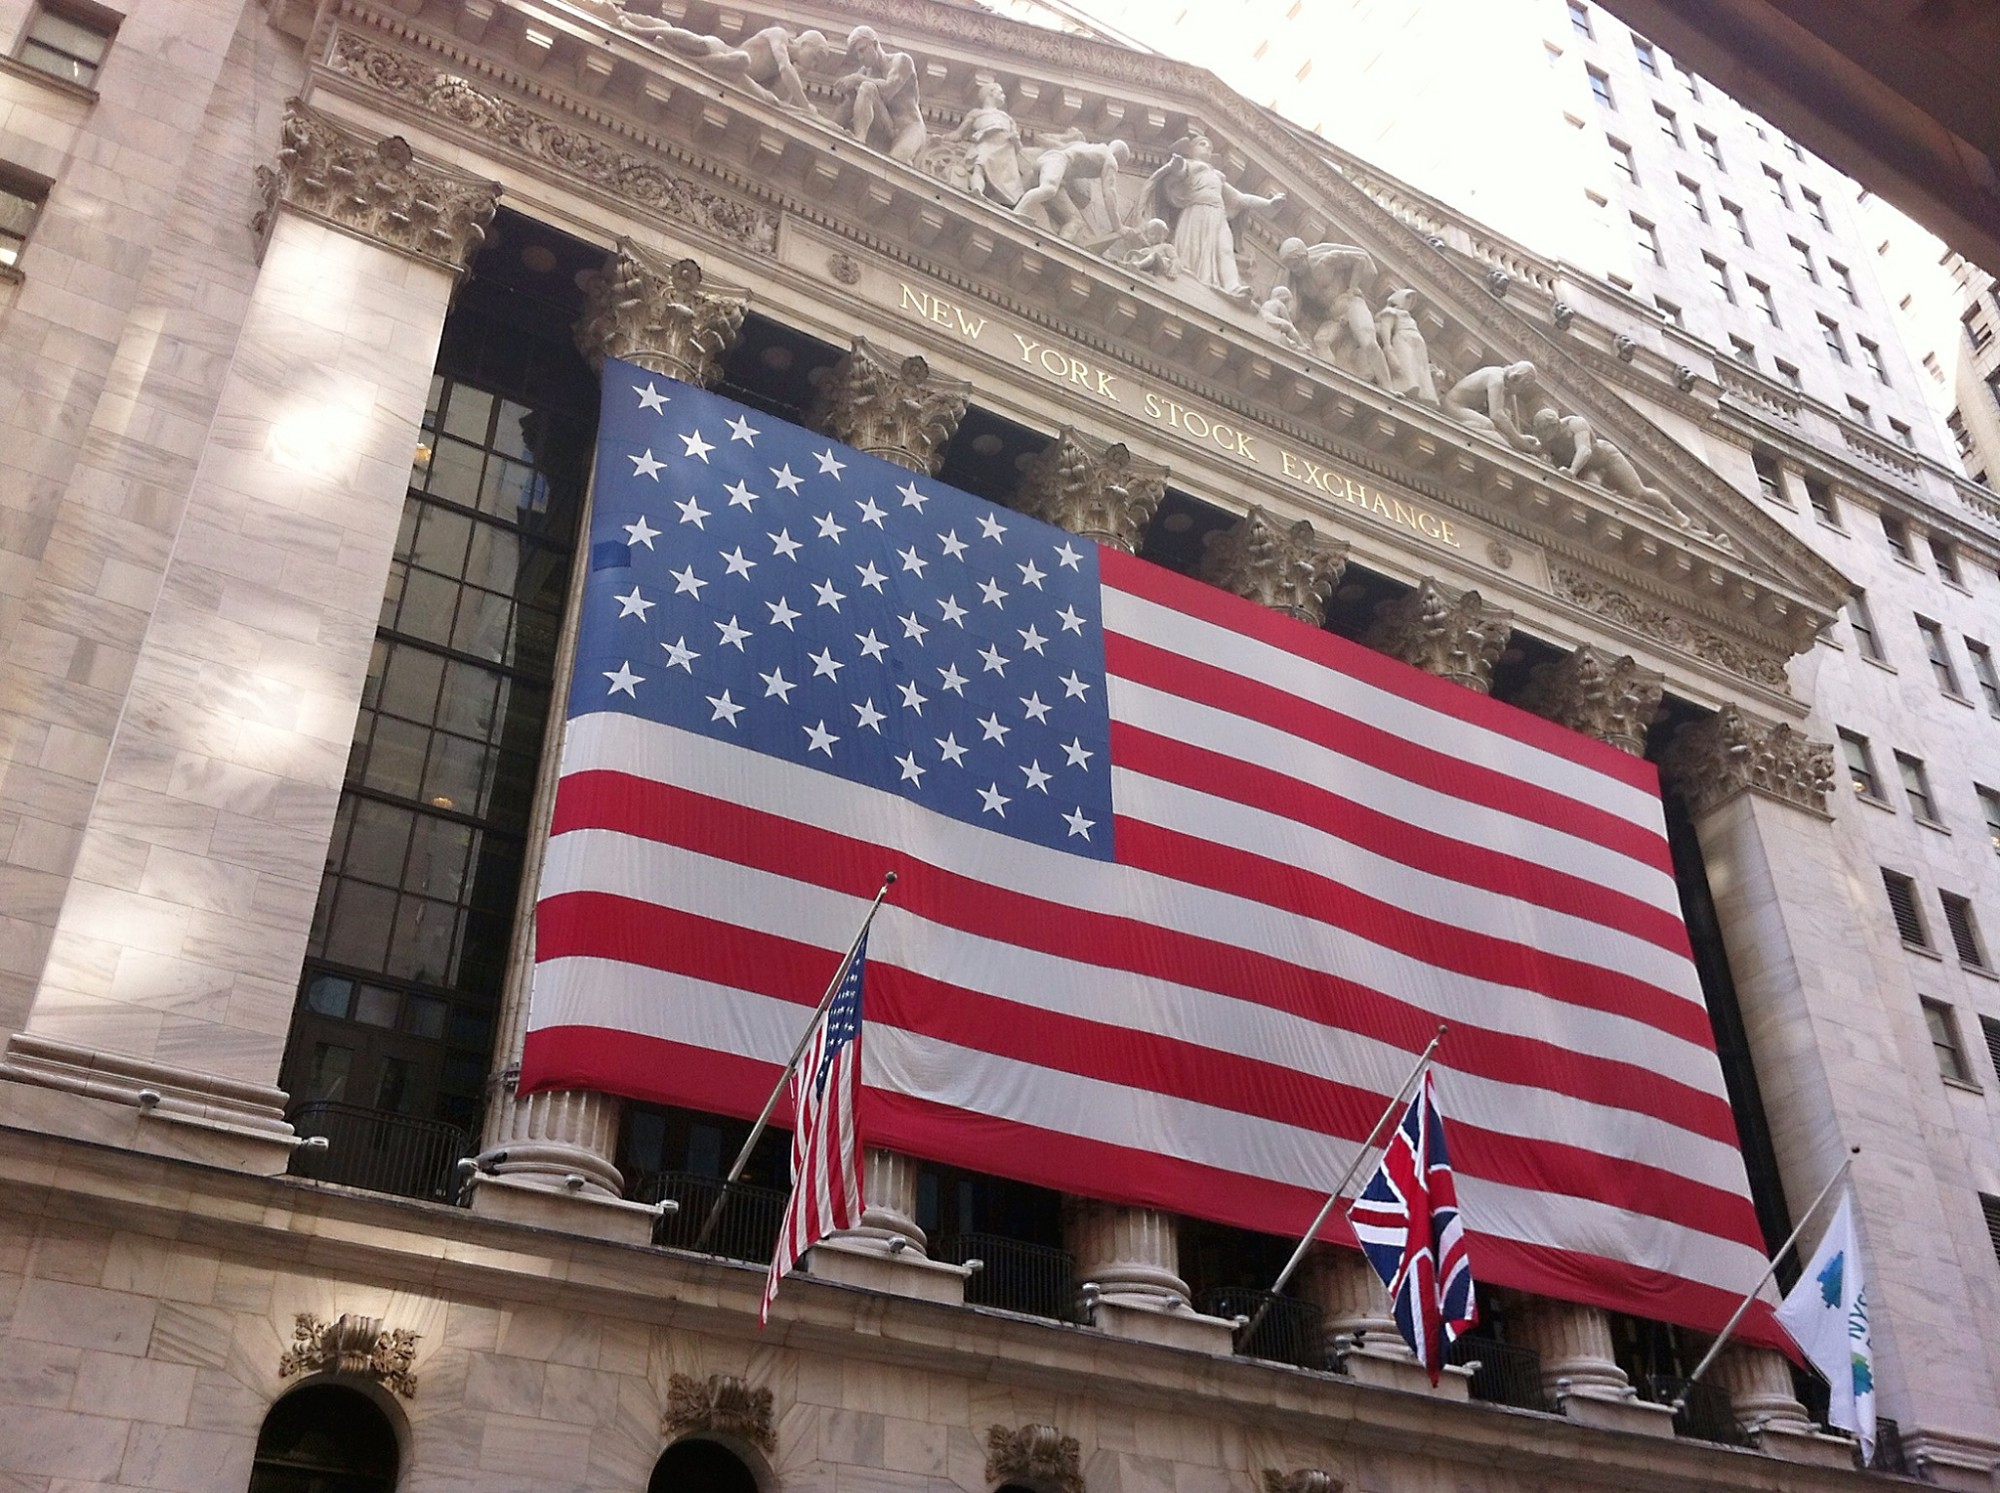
top-left (1659, 704), bottom-right (1834, 818)
top-left (662, 1372), bottom-right (775, 1452)
top-left (808, 338), bottom-right (970, 474)
top-left (278, 1313), bottom-right (419, 1397)
top-left (985, 1423), bottom-right (1083, 1493)
top-left (1549, 568), bottom-right (1792, 693)
top-left (252, 98), bottom-right (498, 273)
top-left (1014, 427), bottom-right (1167, 553)
top-left (1519, 645), bottom-right (1664, 756)
top-left (1365, 579), bottom-right (1513, 694)
top-left (575, 243), bottom-right (747, 387)
top-left (326, 34), bottom-right (778, 255)
top-left (1197, 507), bottom-right (1348, 628)
top-left (1262, 1470), bottom-right (1344, 1493)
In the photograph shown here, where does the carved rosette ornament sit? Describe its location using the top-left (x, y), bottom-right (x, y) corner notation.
top-left (1519, 645), bottom-right (1664, 756)
top-left (808, 338), bottom-right (970, 475)
top-left (252, 98), bottom-right (498, 274)
top-left (662, 1373), bottom-right (775, 1452)
top-left (1659, 704), bottom-right (1835, 819)
top-left (277, 1313), bottom-right (419, 1398)
top-left (1197, 507), bottom-right (1348, 628)
top-left (1364, 579), bottom-right (1513, 694)
top-left (575, 243), bottom-right (747, 387)
top-left (985, 1424), bottom-right (1083, 1493)
top-left (1262, 1471), bottom-right (1343, 1493)
top-left (1014, 427), bottom-right (1168, 553)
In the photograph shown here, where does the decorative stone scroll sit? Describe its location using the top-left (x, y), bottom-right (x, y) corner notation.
top-left (1014, 427), bottom-right (1167, 553)
top-left (662, 1372), bottom-right (775, 1452)
top-left (985, 1423), bottom-right (1083, 1493)
top-left (1197, 507), bottom-right (1348, 628)
top-left (575, 243), bottom-right (747, 387)
top-left (1262, 1470), bottom-right (1343, 1493)
top-left (808, 338), bottom-right (970, 474)
top-left (1519, 645), bottom-right (1664, 756)
top-left (252, 98), bottom-right (498, 274)
top-left (1659, 704), bottom-right (1834, 819)
top-left (1365, 579), bottom-right (1513, 694)
top-left (278, 1313), bottom-right (420, 1398)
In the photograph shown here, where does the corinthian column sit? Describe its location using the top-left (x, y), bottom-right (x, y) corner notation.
top-left (1518, 644), bottom-right (1664, 756)
top-left (1013, 427), bottom-right (1168, 552)
top-left (1364, 578), bottom-right (1513, 693)
top-left (808, 338), bottom-right (970, 473)
top-left (0, 100), bottom-right (497, 1174)
top-left (469, 245), bottom-right (748, 1243)
top-left (1197, 506), bottom-right (1350, 625)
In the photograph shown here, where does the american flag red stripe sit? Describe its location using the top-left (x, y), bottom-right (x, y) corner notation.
top-left (526, 374), bottom-right (1785, 1350)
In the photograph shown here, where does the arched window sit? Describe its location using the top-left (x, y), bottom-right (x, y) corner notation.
top-left (247, 1383), bottom-right (399, 1493)
top-left (649, 1437), bottom-right (761, 1493)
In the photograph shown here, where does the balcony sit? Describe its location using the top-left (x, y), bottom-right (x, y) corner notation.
top-left (1196, 1287), bottom-right (1326, 1371)
top-left (634, 1170), bottom-right (787, 1262)
top-left (937, 1233), bottom-right (1075, 1322)
top-left (1640, 1374), bottom-right (1749, 1447)
top-left (287, 1101), bottom-right (469, 1203)
top-left (1445, 1335), bottom-right (1548, 1412)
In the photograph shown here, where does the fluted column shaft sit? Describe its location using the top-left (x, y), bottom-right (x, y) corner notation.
top-left (1712, 1343), bottom-right (1815, 1435)
top-left (1299, 1248), bottom-right (1408, 1362)
top-left (1510, 1296), bottom-right (1632, 1400)
top-left (1064, 1197), bottom-right (1190, 1307)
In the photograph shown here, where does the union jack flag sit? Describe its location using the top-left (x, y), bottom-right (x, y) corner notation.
top-left (761, 933), bottom-right (869, 1325)
top-left (1347, 1070), bottom-right (1476, 1382)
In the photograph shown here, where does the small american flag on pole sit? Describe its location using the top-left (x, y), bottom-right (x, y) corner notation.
top-left (761, 933), bottom-right (870, 1325)
top-left (1348, 1070), bottom-right (1477, 1383)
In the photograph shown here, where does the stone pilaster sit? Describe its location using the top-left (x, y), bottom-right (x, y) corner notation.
top-left (1508, 1296), bottom-right (1671, 1435)
top-left (808, 338), bottom-right (970, 474)
top-left (1197, 507), bottom-right (1349, 627)
top-left (0, 101), bottom-right (496, 1172)
top-left (574, 241), bottom-right (748, 386)
top-left (1364, 579), bottom-right (1513, 693)
top-left (1519, 645), bottom-right (1665, 756)
top-left (1013, 427), bottom-right (1168, 552)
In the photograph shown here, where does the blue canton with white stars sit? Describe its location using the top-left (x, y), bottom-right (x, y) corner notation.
top-left (570, 358), bottom-right (1115, 859)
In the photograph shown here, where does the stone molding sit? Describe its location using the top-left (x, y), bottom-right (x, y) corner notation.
top-left (252, 97), bottom-right (498, 273)
top-left (1364, 579), bottom-right (1513, 694)
top-left (575, 242), bottom-right (748, 386)
top-left (1013, 427), bottom-right (1168, 553)
top-left (0, 1031), bottom-right (292, 1137)
top-left (985, 1423), bottom-right (1083, 1493)
top-left (1659, 705), bottom-right (1834, 819)
top-left (662, 1373), bottom-right (775, 1452)
top-left (1549, 568), bottom-right (1791, 694)
top-left (1519, 645), bottom-right (1665, 756)
top-left (1197, 507), bottom-right (1348, 628)
top-left (808, 338), bottom-right (970, 474)
top-left (1262, 1470), bottom-right (1343, 1493)
top-left (278, 1313), bottom-right (420, 1398)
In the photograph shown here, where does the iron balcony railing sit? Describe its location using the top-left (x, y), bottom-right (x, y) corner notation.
top-left (287, 1101), bottom-right (469, 1203)
top-left (634, 1170), bottom-right (788, 1262)
top-left (1445, 1335), bottom-right (1548, 1412)
top-left (936, 1233), bottom-right (1075, 1322)
top-left (1870, 1416), bottom-right (1908, 1475)
top-left (1640, 1374), bottom-right (1749, 1447)
top-left (1196, 1287), bottom-right (1326, 1371)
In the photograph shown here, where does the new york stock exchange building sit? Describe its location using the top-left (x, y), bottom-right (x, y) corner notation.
top-left (10, 0), bottom-right (2000, 1488)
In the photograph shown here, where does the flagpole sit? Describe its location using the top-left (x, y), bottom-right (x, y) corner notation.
top-left (689, 871), bottom-right (898, 1253)
top-left (1234, 1025), bottom-right (1447, 1349)
top-left (1672, 1145), bottom-right (1860, 1411)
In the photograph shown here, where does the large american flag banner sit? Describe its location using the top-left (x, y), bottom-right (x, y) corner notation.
top-left (523, 358), bottom-right (1785, 1347)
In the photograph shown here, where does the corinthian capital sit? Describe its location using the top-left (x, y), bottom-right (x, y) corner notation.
top-left (575, 243), bottom-right (747, 388)
top-left (808, 339), bottom-right (970, 474)
top-left (252, 98), bottom-right (498, 274)
top-left (1519, 645), bottom-right (1664, 755)
top-left (1365, 579), bottom-right (1513, 693)
top-left (1014, 427), bottom-right (1168, 553)
top-left (1659, 704), bottom-right (1833, 818)
top-left (1198, 507), bottom-right (1348, 627)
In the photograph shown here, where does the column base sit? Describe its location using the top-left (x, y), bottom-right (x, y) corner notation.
top-left (1339, 1344), bottom-right (1473, 1399)
top-left (1554, 1386), bottom-right (1678, 1438)
top-left (1751, 1425), bottom-right (1864, 1469)
top-left (806, 1237), bottom-right (970, 1305)
top-left (1086, 1296), bottom-right (1236, 1353)
top-left (467, 1173), bottom-right (662, 1245)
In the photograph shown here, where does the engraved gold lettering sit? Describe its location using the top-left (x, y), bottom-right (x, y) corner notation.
top-left (1280, 450), bottom-right (1303, 479)
top-left (1227, 426), bottom-right (1257, 459)
top-left (1440, 521), bottom-right (1461, 548)
top-left (1417, 512), bottom-right (1441, 538)
top-left (1144, 391), bottom-right (1164, 419)
top-left (900, 283), bottom-right (931, 317)
top-left (955, 308), bottom-right (988, 339)
top-left (1094, 368), bottom-right (1117, 398)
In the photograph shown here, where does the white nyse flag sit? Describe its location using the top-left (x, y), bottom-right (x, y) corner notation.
top-left (1774, 1192), bottom-right (1875, 1459)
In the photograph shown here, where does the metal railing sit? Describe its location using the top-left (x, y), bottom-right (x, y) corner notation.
top-left (634, 1170), bottom-right (788, 1262)
top-left (287, 1102), bottom-right (469, 1203)
top-left (1445, 1335), bottom-right (1548, 1412)
top-left (1870, 1416), bottom-right (1908, 1475)
top-left (1640, 1374), bottom-right (1748, 1447)
top-left (936, 1234), bottom-right (1074, 1321)
top-left (1196, 1287), bottom-right (1326, 1371)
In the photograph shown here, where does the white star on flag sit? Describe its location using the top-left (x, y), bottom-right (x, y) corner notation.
top-left (804, 720), bottom-right (839, 755)
top-left (604, 661), bottom-right (643, 697)
top-left (715, 616), bottom-right (751, 650)
top-left (1057, 606), bottom-right (1086, 634)
top-left (634, 382), bottom-right (670, 413)
top-left (899, 612), bottom-right (929, 644)
top-left (812, 579), bottom-right (846, 611)
top-left (625, 515), bottom-right (660, 548)
top-left (938, 530), bottom-right (968, 560)
top-left (938, 663), bottom-right (969, 696)
top-left (978, 782), bottom-right (1011, 816)
top-left (1018, 559), bottom-right (1046, 589)
top-left (978, 713), bottom-right (1011, 744)
top-left (978, 578), bottom-right (1009, 608)
top-left (1054, 541), bottom-right (1083, 569)
top-left (853, 698), bottom-right (885, 732)
top-left (675, 496), bottom-right (710, 528)
top-left (1022, 693), bottom-right (1052, 723)
top-left (815, 512), bottom-right (847, 542)
top-left (771, 464), bottom-right (803, 494)
top-left (661, 637), bottom-right (699, 672)
top-left (898, 546), bottom-right (928, 576)
top-left (681, 430), bottom-right (715, 461)
top-left (898, 481), bottom-right (928, 510)
top-left (725, 414), bottom-right (757, 444)
top-left (855, 561), bottom-right (887, 592)
top-left (939, 595), bottom-right (968, 626)
top-left (1021, 761), bottom-right (1052, 792)
top-left (977, 512), bottom-right (1008, 542)
top-left (707, 689), bottom-right (742, 725)
top-left (1062, 807), bottom-right (1094, 839)
top-left (815, 449), bottom-right (846, 478)
top-left (898, 681), bottom-right (928, 714)
top-left (978, 644), bottom-right (1008, 675)
top-left (670, 564), bottom-right (706, 598)
top-left (760, 667), bottom-right (795, 702)
top-left (809, 647), bottom-right (845, 680)
top-left (896, 751), bottom-right (926, 783)
top-left (1061, 671), bottom-right (1090, 699)
top-left (721, 547), bottom-right (756, 579)
top-left (614, 587), bottom-right (654, 620)
top-left (768, 529), bottom-right (802, 560)
top-left (630, 449), bottom-right (666, 480)
top-left (855, 630), bottom-right (889, 662)
top-left (767, 596), bottom-right (800, 630)
top-left (856, 497), bottom-right (887, 527)
top-left (725, 480), bottom-right (759, 511)
top-left (936, 733), bottom-right (968, 765)
top-left (1062, 738), bottom-right (1093, 769)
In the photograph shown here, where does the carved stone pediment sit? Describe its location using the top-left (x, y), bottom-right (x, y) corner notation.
top-left (1015, 427), bottom-right (1168, 553)
top-left (278, 1312), bottom-right (419, 1397)
top-left (1658, 704), bottom-right (1834, 819)
top-left (986, 1423), bottom-right (1083, 1493)
top-left (662, 1372), bottom-right (775, 1452)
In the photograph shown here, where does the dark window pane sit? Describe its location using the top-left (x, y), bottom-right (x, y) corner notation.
top-left (375, 1056), bottom-right (418, 1114)
top-left (454, 911), bottom-right (512, 991)
top-left (394, 501), bottom-right (420, 561)
top-left (450, 587), bottom-right (513, 661)
top-left (405, 816), bottom-right (474, 901)
top-left (422, 733), bottom-right (493, 816)
top-left (377, 646), bottom-right (446, 722)
top-left (324, 883), bottom-right (396, 970)
top-left (412, 504), bottom-right (472, 576)
top-left (448, 1007), bottom-right (492, 1050)
top-left (378, 563), bottom-right (406, 632)
top-left (493, 398), bottom-right (536, 460)
top-left (437, 661), bottom-right (501, 739)
top-left (424, 437), bottom-right (484, 507)
top-left (304, 974), bottom-right (354, 1019)
top-left (359, 640), bottom-right (389, 711)
top-left (306, 1043), bottom-right (352, 1102)
top-left (480, 455), bottom-right (539, 519)
top-left (388, 896), bottom-right (458, 983)
top-left (404, 994), bottom-right (448, 1039)
top-left (362, 717), bottom-right (428, 798)
top-left (344, 799), bottom-right (414, 887)
top-left (353, 984), bottom-right (400, 1028)
top-left (394, 569), bottom-right (459, 646)
top-left (441, 1052), bottom-right (486, 1094)
top-left (464, 523), bottom-right (522, 592)
top-left (308, 876), bottom-right (336, 957)
top-left (325, 796), bottom-right (355, 873)
top-left (486, 751), bottom-right (537, 828)
top-left (441, 385), bottom-right (494, 445)
top-left (467, 842), bottom-right (523, 913)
